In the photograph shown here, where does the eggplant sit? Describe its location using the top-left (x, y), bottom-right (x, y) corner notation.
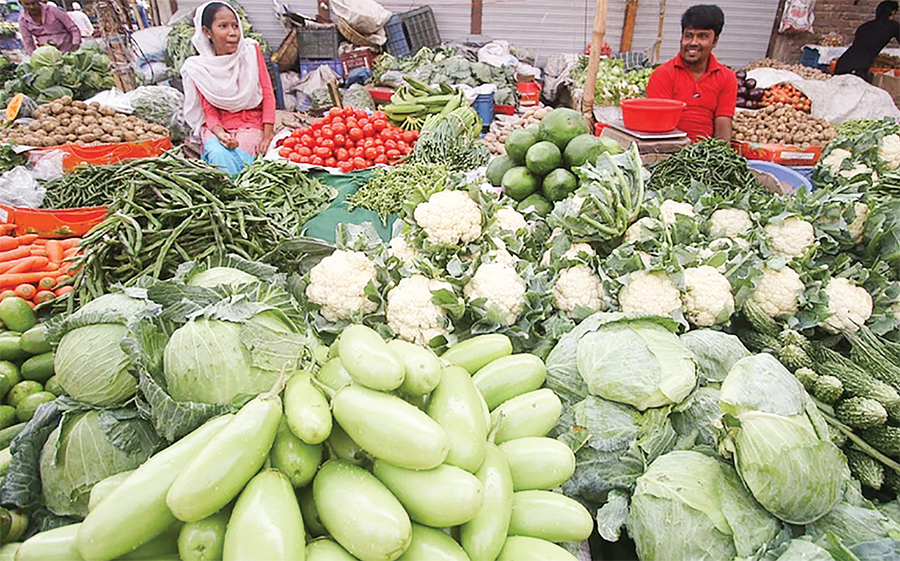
top-left (745, 78), bottom-right (757, 89)
top-left (736, 97), bottom-right (746, 107)
top-left (735, 70), bottom-right (747, 80)
top-left (738, 86), bottom-right (748, 96)
top-left (748, 88), bottom-right (765, 101)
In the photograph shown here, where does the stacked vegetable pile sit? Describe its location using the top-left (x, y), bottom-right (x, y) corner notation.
top-left (384, 78), bottom-right (469, 131)
top-left (735, 71), bottom-right (764, 109)
top-left (732, 104), bottom-right (836, 147)
top-left (571, 57), bottom-right (652, 106)
top-left (761, 83), bottom-right (812, 113)
top-left (0, 97), bottom-right (169, 148)
top-left (0, 45), bottom-right (114, 104)
top-left (275, 106), bottom-right (419, 171)
top-left (0, 232), bottom-right (78, 306)
top-left (744, 57), bottom-right (831, 81)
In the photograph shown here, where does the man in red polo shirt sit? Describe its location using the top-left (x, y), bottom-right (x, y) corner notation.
top-left (645, 5), bottom-right (737, 141)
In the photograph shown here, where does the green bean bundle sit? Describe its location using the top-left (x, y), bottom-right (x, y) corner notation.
top-left (648, 138), bottom-right (766, 199)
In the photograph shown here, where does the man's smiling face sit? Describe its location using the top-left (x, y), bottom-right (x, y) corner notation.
top-left (680, 27), bottom-right (717, 67)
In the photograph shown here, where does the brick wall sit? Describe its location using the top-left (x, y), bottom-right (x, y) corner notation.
top-left (769, 0), bottom-right (883, 63)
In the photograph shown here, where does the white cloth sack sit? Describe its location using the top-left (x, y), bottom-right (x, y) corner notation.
top-left (330, 0), bottom-right (391, 35)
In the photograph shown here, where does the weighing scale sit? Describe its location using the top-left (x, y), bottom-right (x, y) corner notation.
top-left (599, 120), bottom-right (691, 163)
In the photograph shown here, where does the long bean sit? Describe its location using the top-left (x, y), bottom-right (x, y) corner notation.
top-left (648, 138), bottom-right (767, 199)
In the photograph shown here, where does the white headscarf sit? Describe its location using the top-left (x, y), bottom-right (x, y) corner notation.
top-left (180, 1), bottom-right (263, 137)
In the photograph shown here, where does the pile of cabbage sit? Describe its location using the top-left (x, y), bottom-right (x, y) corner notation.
top-left (0, 256), bottom-right (320, 528)
top-left (546, 313), bottom-right (900, 560)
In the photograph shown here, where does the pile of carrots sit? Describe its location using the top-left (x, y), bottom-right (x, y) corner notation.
top-left (0, 224), bottom-right (80, 307)
top-left (761, 84), bottom-right (812, 113)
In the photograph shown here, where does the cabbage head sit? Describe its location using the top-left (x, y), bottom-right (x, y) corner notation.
top-left (680, 329), bottom-right (750, 384)
top-left (628, 450), bottom-right (780, 560)
top-left (719, 353), bottom-right (847, 525)
top-left (40, 410), bottom-right (154, 518)
top-left (576, 320), bottom-right (696, 410)
top-left (55, 324), bottom-right (135, 406)
top-left (729, 411), bottom-right (846, 525)
top-left (30, 45), bottom-right (62, 68)
top-left (187, 266), bottom-right (258, 288)
top-left (163, 312), bottom-right (294, 405)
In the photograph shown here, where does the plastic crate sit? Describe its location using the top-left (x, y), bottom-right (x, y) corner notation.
top-left (400, 6), bottom-right (441, 53)
top-left (297, 24), bottom-right (340, 59)
top-left (384, 14), bottom-right (410, 56)
top-left (341, 49), bottom-right (375, 76)
top-left (299, 58), bottom-right (344, 79)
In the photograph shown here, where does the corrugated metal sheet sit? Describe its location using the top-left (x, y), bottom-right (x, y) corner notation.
top-left (175, 1), bottom-right (778, 69)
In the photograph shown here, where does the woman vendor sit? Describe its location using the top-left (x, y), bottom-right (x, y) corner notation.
top-left (181, 1), bottom-right (275, 174)
top-left (834, 1), bottom-right (900, 82)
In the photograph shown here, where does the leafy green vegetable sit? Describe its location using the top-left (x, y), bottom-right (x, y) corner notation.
top-left (30, 46), bottom-right (62, 68)
top-left (2, 45), bottom-right (114, 103)
top-left (570, 56), bottom-right (652, 106)
top-left (680, 329), bottom-right (750, 384)
top-left (346, 163), bottom-right (449, 224)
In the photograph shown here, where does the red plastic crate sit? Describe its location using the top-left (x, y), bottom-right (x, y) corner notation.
top-left (0, 205), bottom-right (108, 237)
top-left (341, 49), bottom-right (375, 76)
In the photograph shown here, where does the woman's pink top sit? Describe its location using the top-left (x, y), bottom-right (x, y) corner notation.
top-left (199, 44), bottom-right (276, 133)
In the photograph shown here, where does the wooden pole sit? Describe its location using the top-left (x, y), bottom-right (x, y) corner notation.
top-left (582, 0), bottom-right (608, 122)
top-left (654, 0), bottom-right (666, 62)
top-left (471, 0), bottom-right (483, 35)
top-left (621, 0), bottom-right (638, 52)
top-left (317, 0), bottom-right (329, 23)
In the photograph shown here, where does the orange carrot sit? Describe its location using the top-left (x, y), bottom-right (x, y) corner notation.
top-left (14, 234), bottom-right (38, 245)
top-left (45, 240), bottom-right (63, 264)
top-left (54, 285), bottom-right (73, 297)
top-left (0, 290), bottom-right (14, 300)
top-left (0, 247), bottom-right (31, 262)
top-left (0, 237), bottom-right (17, 252)
top-left (29, 238), bottom-right (47, 246)
top-left (7, 256), bottom-right (48, 275)
top-left (37, 277), bottom-right (56, 290)
top-left (28, 248), bottom-right (47, 257)
top-left (33, 290), bottom-right (54, 304)
top-left (13, 284), bottom-right (36, 300)
top-left (39, 263), bottom-right (59, 272)
top-left (59, 238), bottom-right (81, 250)
top-left (0, 256), bottom-right (33, 274)
top-left (0, 225), bottom-right (15, 235)
top-left (0, 270), bottom-right (65, 286)
top-left (62, 247), bottom-right (80, 259)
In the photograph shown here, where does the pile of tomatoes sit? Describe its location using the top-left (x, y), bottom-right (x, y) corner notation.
top-left (276, 106), bottom-right (420, 173)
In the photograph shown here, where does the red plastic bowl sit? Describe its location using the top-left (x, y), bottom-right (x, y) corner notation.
top-left (620, 98), bottom-right (686, 132)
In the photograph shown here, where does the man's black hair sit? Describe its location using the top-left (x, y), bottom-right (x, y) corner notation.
top-left (681, 5), bottom-right (725, 37)
top-left (201, 1), bottom-right (231, 30)
top-left (876, 1), bottom-right (898, 20)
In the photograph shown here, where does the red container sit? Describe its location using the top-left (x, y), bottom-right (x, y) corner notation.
top-left (620, 98), bottom-right (686, 132)
top-left (1, 205), bottom-right (107, 237)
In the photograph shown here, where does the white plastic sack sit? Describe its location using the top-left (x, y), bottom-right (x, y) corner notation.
top-left (746, 68), bottom-right (805, 89)
top-left (478, 41), bottom-right (516, 68)
top-left (0, 166), bottom-right (45, 209)
top-left (85, 88), bottom-right (133, 114)
top-left (330, 0), bottom-right (392, 35)
top-left (789, 74), bottom-right (900, 123)
top-left (30, 150), bottom-right (66, 183)
top-left (131, 26), bottom-right (171, 62)
top-left (297, 66), bottom-right (342, 97)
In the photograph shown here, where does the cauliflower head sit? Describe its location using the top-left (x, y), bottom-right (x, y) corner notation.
top-left (306, 250), bottom-right (378, 322)
top-left (659, 200), bottom-right (695, 225)
top-left (553, 265), bottom-right (605, 316)
top-left (879, 134), bottom-right (900, 170)
top-left (822, 277), bottom-right (873, 333)
top-left (840, 163), bottom-right (874, 180)
top-left (765, 217), bottom-right (815, 259)
top-left (749, 267), bottom-right (804, 318)
top-left (623, 217), bottom-right (658, 244)
top-left (710, 208), bottom-right (753, 238)
top-left (414, 190), bottom-right (482, 245)
top-left (682, 265), bottom-right (735, 326)
top-left (847, 202), bottom-right (869, 242)
top-left (495, 207), bottom-right (528, 233)
top-left (464, 262), bottom-right (527, 325)
top-left (822, 148), bottom-right (851, 175)
top-left (386, 275), bottom-right (452, 344)
top-left (618, 270), bottom-right (681, 316)
top-left (389, 236), bottom-right (418, 266)
top-left (540, 242), bottom-right (596, 267)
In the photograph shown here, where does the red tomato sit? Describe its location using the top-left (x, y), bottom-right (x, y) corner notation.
top-left (402, 146), bottom-right (412, 155)
top-left (321, 139), bottom-right (335, 150)
top-left (321, 126), bottom-right (335, 139)
top-left (374, 154), bottom-right (388, 165)
top-left (343, 106), bottom-right (355, 117)
top-left (362, 123), bottom-right (375, 137)
top-left (345, 118), bottom-right (358, 129)
top-left (384, 139), bottom-right (398, 150)
top-left (297, 146), bottom-right (312, 157)
top-left (331, 116), bottom-right (344, 125)
top-left (313, 129), bottom-right (322, 139)
top-left (312, 156), bottom-right (324, 166)
top-left (278, 147), bottom-right (292, 158)
top-left (314, 136), bottom-right (325, 146)
top-left (386, 149), bottom-right (401, 160)
top-left (398, 141), bottom-right (409, 151)
top-left (403, 131), bottom-right (418, 143)
top-left (353, 156), bottom-right (368, 170)
top-left (339, 160), bottom-right (354, 173)
top-left (288, 152), bottom-right (303, 163)
top-left (348, 128), bottom-right (364, 142)
top-left (299, 156), bottom-right (311, 164)
top-left (372, 110), bottom-right (387, 121)
top-left (336, 148), bottom-right (350, 161)
top-left (372, 119), bottom-right (387, 132)
top-left (376, 145), bottom-right (386, 154)
top-left (325, 157), bottom-right (337, 168)
top-left (353, 147), bottom-right (365, 158)
top-left (332, 122), bottom-right (347, 135)
top-left (374, 138), bottom-right (384, 146)
top-left (311, 121), bottom-right (323, 131)
top-left (329, 107), bottom-right (343, 118)
top-left (354, 108), bottom-right (367, 120)
top-left (364, 147), bottom-right (378, 160)
top-left (300, 135), bottom-right (314, 146)
top-left (333, 133), bottom-right (346, 146)
top-left (315, 146), bottom-right (332, 159)
top-left (362, 138), bottom-right (374, 149)
top-left (283, 137), bottom-right (298, 149)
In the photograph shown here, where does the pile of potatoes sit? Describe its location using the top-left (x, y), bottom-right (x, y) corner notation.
top-left (0, 96), bottom-right (169, 148)
top-left (482, 106), bottom-right (551, 155)
top-left (743, 58), bottom-right (831, 81)
top-left (732, 104), bottom-right (836, 148)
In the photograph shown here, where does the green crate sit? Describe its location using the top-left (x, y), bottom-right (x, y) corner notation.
top-left (298, 24), bottom-right (340, 60)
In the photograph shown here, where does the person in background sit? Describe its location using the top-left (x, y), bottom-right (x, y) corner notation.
top-left (180, 1), bottom-right (275, 175)
top-left (18, 0), bottom-right (80, 53)
top-left (4, 1), bottom-right (20, 23)
top-left (834, 1), bottom-right (900, 82)
top-left (66, 1), bottom-right (92, 38)
top-left (645, 4), bottom-right (737, 141)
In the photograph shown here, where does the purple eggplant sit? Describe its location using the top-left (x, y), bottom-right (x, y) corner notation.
top-left (745, 78), bottom-right (757, 89)
top-left (748, 88), bottom-right (765, 101)
top-left (738, 86), bottom-right (748, 96)
top-left (736, 70), bottom-right (747, 80)
top-left (736, 97), bottom-right (746, 107)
